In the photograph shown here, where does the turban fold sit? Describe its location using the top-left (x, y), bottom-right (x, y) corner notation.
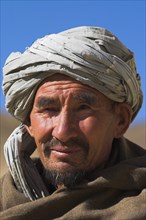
top-left (2, 26), bottom-right (143, 122)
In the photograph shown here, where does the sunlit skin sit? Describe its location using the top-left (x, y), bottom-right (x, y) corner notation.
top-left (26, 74), bottom-right (132, 187)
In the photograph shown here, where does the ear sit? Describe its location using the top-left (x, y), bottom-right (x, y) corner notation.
top-left (25, 124), bottom-right (34, 137)
top-left (114, 103), bottom-right (133, 138)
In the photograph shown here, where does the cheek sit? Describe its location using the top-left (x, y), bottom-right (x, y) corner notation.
top-left (30, 115), bottom-right (53, 141)
top-left (80, 116), bottom-right (104, 150)
top-left (79, 116), bottom-right (101, 139)
top-left (79, 116), bottom-right (113, 170)
top-left (79, 116), bottom-right (103, 153)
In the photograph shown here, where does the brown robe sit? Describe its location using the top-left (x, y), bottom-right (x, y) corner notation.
top-left (0, 137), bottom-right (146, 220)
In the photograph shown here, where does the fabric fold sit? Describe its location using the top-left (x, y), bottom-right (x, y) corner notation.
top-left (4, 124), bottom-right (49, 200)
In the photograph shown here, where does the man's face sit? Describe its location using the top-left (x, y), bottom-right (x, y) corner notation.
top-left (27, 74), bottom-right (119, 184)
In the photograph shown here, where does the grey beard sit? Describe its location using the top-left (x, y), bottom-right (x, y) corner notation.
top-left (44, 169), bottom-right (86, 188)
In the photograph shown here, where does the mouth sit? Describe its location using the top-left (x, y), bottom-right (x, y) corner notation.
top-left (49, 147), bottom-right (82, 158)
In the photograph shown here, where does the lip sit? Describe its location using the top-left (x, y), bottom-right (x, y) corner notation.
top-left (50, 147), bottom-right (82, 157)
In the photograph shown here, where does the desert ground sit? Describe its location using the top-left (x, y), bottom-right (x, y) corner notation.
top-left (0, 113), bottom-right (145, 177)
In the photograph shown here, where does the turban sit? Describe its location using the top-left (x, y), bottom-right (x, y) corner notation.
top-left (2, 26), bottom-right (143, 201)
top-left (2, 26), bottom-right (143, 122)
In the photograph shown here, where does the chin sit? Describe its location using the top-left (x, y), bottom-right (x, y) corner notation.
top-left (44, 166), bottom-right (86, 187)
top-left (45, 160), bottom-right (78, 173)
top-left (42, 159), bottom-right (86, 187)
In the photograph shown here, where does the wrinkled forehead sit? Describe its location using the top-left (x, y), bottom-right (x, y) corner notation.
top-left (34, 73), bottom-right (113, 105)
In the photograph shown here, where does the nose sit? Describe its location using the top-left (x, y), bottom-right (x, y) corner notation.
top-left (52, 111), bottom-right (78, 143)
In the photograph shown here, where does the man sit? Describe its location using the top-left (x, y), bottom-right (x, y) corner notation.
top-left (0, 26), bottom-right (145, 219)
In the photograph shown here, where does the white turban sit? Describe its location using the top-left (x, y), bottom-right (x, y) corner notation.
top-left (2, 26), bottom-right (143, 122)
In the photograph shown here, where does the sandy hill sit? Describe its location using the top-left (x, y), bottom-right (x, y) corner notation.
top-left (0, 113), bottom-right (145, 177)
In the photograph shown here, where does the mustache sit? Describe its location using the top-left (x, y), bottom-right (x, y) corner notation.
top-left (43, 137), bottom-right (89, 156)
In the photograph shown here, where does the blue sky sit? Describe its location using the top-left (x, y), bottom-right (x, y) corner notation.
top-left (0, 0), bottom-right (145, 125)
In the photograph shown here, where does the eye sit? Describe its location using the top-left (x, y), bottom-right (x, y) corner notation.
top-left (42, 107), bottom-right (60, 116)
top-left (78, 104), bottom-right (90, 111)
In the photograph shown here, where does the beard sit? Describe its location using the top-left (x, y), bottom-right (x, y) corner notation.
top-left (44, 168), bottom-right (86, 187)
top-left (41, 136), bottom-right (89, 187)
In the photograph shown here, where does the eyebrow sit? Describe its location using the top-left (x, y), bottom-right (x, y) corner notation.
top-left (36, 97), bottom-right (56, 108)
top-left (36, 93), bottom-right (98, 108)
top-left (73, 93), bottom-right (97, 106)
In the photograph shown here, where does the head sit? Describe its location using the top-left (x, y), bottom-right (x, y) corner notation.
top-left (3, 26), bottom-right (143, 188)
top-left (25, 73), bottom-right (132, 187)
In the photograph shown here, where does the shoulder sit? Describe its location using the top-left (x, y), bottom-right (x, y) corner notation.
top-left (0, 171), bottom-right (11, 211)
top-left (0, 171), bottom-right (12, 184)
top-left (114, 137), bottom-right (146, 159)
top-left (0, 171), bottom-right (29, 212)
